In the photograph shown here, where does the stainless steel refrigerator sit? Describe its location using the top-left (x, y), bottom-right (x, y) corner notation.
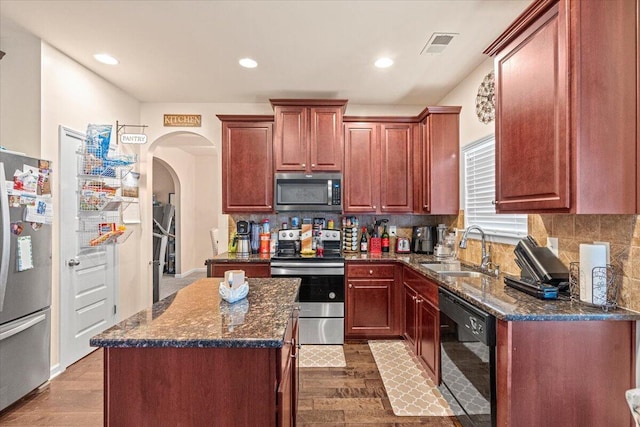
top-left (0, 151), bottom-right (52, 411)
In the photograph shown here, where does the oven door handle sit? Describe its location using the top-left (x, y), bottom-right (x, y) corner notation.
top-left (270, 261), bottom-right (345, 269)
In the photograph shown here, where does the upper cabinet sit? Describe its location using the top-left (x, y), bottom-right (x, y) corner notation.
top-left (486, 0), bottom-right (638, 213)
top-left (217, 115), bottom-right (274, 213)
top-left (271, 99), bottom-right (347, 173)
top-left (414, 107), bottom-right (461, 215)
top-left (343, 120), bottom-right (416, 214)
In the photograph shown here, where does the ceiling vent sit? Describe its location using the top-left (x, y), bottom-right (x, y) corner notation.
top-left (420, 32), bottom-right (458, 55)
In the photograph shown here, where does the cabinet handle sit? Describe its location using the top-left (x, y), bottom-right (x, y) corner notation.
top-left (301, 163), bottom-right (306, 167)
top-left (369, 270), bottom-right (373, 275)
top-left (348, 283), bottom-right (353, 288)
top-left (382, 206), bottom-right (386, 209)
top-left (492, 200), bottom-right (499, 205)
top-left (373, 205), bottom-right (376, 209)
top-left (423, 204), bottom-right (427, 208)
top-left (416, 299), bottom-right (422, 304)
top-left (411, 295), bottom-right (417, 301)
top-left (311, 163), bottom-right (316, 167)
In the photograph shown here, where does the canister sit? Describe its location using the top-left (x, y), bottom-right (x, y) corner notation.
top-left (261, 219), bottom-right (270, 234)
top-left (259, 233), bottom-right (270, 254)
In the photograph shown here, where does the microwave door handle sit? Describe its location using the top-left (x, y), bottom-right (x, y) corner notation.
top-left (327, 180), bottom-right (332, 205)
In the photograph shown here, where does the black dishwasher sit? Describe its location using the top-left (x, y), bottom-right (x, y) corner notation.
top-left (438, 288), bottom-right (496, 427)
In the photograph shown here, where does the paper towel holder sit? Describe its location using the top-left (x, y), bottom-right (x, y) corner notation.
top-left (568, 262), bottom-right (619, 311)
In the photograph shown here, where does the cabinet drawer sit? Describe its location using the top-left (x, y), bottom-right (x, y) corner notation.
top-left (403, 267), bottom-right (438, 306)
top-left (347, 263), bottom-right (395, 278)
top-left (209, 263), bottom-right (270, 278)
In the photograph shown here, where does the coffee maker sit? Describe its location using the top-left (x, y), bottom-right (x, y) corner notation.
top-left (411, 226), bottom-right (436, 254)
top-left (236, 220), bottom-right (250, 257)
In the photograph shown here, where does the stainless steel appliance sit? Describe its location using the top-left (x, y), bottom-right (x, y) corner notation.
top-left (236, 220), bottom-right (250, 257)
top-left (271, 229), bottom-right (344, 344)
top-left (274, 172), bottom-right (342, 212)
top-left (0, 151), bottom-right (52, 411)
top-left (439, 288), bottom-right (496, 427)
top-left (411, 226), bottom-right (436, 254)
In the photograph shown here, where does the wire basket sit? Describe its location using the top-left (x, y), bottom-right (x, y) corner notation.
top-left (568, 262), bottom-right (619, 311)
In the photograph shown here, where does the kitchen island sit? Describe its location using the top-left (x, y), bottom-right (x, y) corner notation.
top-left (90, 277), bottom-right (300, 427)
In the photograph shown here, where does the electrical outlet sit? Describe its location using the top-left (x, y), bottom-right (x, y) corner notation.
top-left (547, 237), bottom-right (559, 256)
top-left (389, 225), bottom-right (397, 236)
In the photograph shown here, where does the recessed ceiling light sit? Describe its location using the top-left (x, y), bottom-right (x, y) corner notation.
top-left (94, 53), bottom-right (119, 65)
top-left (239, 58), bottom-right (258, 68)
top-left (375, 57), bottom-right (393, 68)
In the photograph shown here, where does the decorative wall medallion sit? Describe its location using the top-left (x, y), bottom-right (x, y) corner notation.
top-left (475, 71), bottom-right (495, 124)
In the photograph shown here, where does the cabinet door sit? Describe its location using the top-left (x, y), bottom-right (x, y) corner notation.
top-left (494, 4), bottom-right (570, 212)
top-left (274, 106), bottom-right (308, 171)
top-left (379, 123), bottom-right (414, 213)
top-left (309, 107), bottom-right (343, 172)
top-left (418, 299), bottom-right (439, 383)
top-left (418, 112), bottom-right (460, 215)
top-left (403, 284), bottom-right (418, 347)
top-left (346, 279), bottom-right (393, 337)
top-left (221, 122), bottom-right (274, 212)
top-left (344, 123), bottom-right (379, 213)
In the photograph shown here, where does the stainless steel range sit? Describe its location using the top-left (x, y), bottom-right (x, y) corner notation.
top-left (270, 229), bottom-right (344, 345)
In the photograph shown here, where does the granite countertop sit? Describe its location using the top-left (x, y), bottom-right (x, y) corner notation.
top-left (208, 251), bottom-right (640, 322)
top-left (344, 253), bottom-right (640, 322)
top-left (89, 277), bottom-right (300, 349)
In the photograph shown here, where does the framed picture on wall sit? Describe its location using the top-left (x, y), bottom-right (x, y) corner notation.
top-left (168, 192), bottom-right (175, 206)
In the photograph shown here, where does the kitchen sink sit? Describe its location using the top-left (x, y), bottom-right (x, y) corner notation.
top-left (421, 262), bottom-right (486, 278)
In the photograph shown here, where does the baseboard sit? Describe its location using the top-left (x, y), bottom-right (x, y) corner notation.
top-left (175, 267), bottom-right (206, 279)
top-left (49, 363), bottom-right (64, 380)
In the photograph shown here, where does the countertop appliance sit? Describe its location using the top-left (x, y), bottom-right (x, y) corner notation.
top-left (411, 226), bottom-right (436, 254)
top-left (236, 221), bottom-right (250, 257)
top-left (274, 172), bottom-right (342, 212)
top-left (271, 229), bottom-right (344, 344)
top-left (0, 151), bottom-right (52, 411)
top-left (439, 287), bottom-right (496, 427)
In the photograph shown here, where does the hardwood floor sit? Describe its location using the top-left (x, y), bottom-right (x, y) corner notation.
top-left (0, 342), bottom-right (461, 426)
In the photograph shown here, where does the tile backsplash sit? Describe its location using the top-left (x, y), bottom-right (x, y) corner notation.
top-left (229, 212), bottom-right (640, 312)
top-left (450, 213), bottom-right (640, 312)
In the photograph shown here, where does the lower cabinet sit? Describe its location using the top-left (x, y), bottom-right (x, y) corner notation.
top-left (207, 261), bottom-right (271, 278)
top-left (345, 262), bottom-right (402, 338)
top-left (403, 266), bottom-right (440, 382)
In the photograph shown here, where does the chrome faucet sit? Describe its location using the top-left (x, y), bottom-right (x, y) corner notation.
top-left (459, 225), bottom-right (491, 271)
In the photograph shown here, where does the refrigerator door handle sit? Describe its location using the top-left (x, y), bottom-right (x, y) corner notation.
top-left (0, 161), bottom-right (10, 311)
top-left (0, 313), bottom-right (46, 341)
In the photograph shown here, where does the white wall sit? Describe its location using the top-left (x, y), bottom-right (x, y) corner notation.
top-left (40, 42), bottom-right (142, 367)
top-left (0, 17), bottom-right (41, 157)
top-left (437, 57), bottom-right (495, 146)
top-left (152, 158), bottom-right (175, 206)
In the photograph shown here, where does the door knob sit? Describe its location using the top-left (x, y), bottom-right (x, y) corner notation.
top-left (68, 258), bottom-right (80, 267)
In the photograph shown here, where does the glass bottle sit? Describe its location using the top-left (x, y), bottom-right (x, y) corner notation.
top-left (381, 225), bottom-right (390, 252)
top-left (360, 227), bottom-right (368, 253)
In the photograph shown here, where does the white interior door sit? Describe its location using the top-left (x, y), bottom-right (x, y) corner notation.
top-left (59, 126), bottom-right (117, 369)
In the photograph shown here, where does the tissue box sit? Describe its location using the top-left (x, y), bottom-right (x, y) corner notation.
top-left (224, 270), bottom-right (245, 290)
top-left (219, 280), bottom-right (249, 303)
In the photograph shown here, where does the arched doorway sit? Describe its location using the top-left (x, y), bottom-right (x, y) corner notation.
top-left (147, 131), bottom-right (218, 298)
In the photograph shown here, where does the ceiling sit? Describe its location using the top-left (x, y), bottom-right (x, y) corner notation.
top-left (0, 0), bottom-right (531, 107)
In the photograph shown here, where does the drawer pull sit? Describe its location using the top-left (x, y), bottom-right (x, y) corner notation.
top-left (369, 270), bottom-right (373, 275)
top-left (348, 283), bottom-right (353, 288)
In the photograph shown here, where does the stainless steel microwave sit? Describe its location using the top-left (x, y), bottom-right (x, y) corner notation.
top-left (274, 172), bottom-right (342, 212)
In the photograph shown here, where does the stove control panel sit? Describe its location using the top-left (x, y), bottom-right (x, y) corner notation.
top-left (318, 230), bottom-right (341, 241)
top-left (278, 229), bottom-right (301, 241)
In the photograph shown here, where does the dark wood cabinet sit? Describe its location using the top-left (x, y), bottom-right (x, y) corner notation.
top-left (207, 261), bottom-right (271, 278)
top-left (271, 99), bottom-right (347, 173)
top-left (402, 266), bottom-right (440, 382)
top-left (278, 309), bottom-right (298, 427)
top-left (345, 263), bottom-right (401, 338)
top-left (414, 107), bottom-right (461, 215)
top-left (343, 121), bottom-right (416, 214)
top-left (217, 116), bottom-right (274, 213)
top-left (486, 0), bottom-right (638, 213)
top-left (496, 319), bottom-right (634, 426)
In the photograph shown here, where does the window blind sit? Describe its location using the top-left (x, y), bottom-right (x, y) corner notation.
top-left (463, 135), bottom-right (527, 239)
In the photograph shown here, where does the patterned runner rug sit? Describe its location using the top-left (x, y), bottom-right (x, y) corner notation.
top-left (298, 345), bottom-right (347, 368)
top-left (368, 340), bottom-right (454, 417)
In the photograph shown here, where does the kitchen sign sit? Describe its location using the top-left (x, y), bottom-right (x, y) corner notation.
top-left (164, 114), bottom-right (202, 127)
top-left (120, 133), bottom-right (148, 144)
